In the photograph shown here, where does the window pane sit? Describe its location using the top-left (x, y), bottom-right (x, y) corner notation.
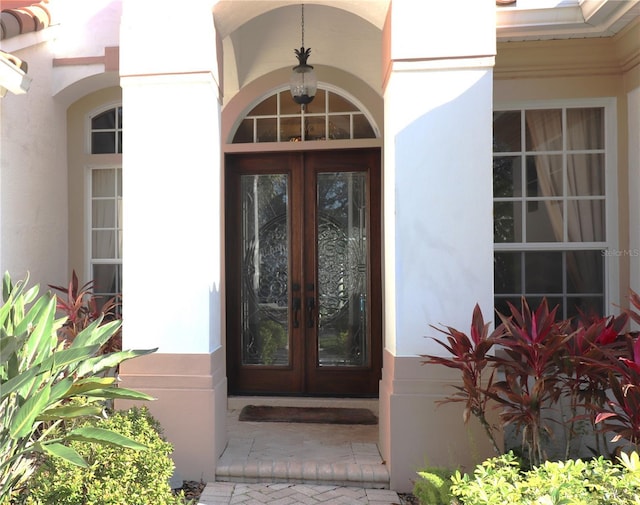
top-left (92, 200), bottom-right (115, 228)
top-left (526, 155), bottom-right (562, 197)
top-left (117, 131), bottom-right (123, 154)
top-left (567, 200), bottom-right (605, 242)
top-left (567, 154), bottom-right (604, 196)
top-left (117, 106), bottom-right (122, 128)
top-left (116, 170), bottom-right (122, 198)
top-left (92, 169), bottom-right (116, 197)
top-left (305, 116), bottom-right (326, 140)
top-left (280, 91), bottom-right (302, 115)
top-left (304, 90), bottom-right (326, 114)
top-left (92, 109), bottom-right (116, 130)
top-left (567, 296), bottom-right (604, 319)
top-left (92, 132), bottom-right (116, 154)
top-left (233, 119), bottom-right (254, 143)
top-left (493, 111), bottom-right (521, 152)
top-left (495, 296), bottom-right (521, 321)
top-left (92, 230), bottom-right (116, 258)
top-left (494, 157), bottom-right (522, 198)
top-left (280, 117), bottom-right (301, 141)
top-left (93, 264), bottom-right (120, 295)
top-left (566, 250), bottom-right (603, 293)
top-left (525, 109), bottom-right (562, 151)
top-left (494, 201), bottom-right (522, 243)
top-left (328, 92), bottom-right (357, 112)
top-left (256, 118), bottom-right (277, 142)
top-left (526, 200), bottom-right (562, 242)
top-left (353, 114), bottom-right (375, 139)
top-left (527, 296), bottom-right (563, 315)
top-left (494, 252), bottom-right (521, 294)
top-left (525, 251), bottom-right (562, 293)
top-left (249, 94), bottom-right (277, 116)
top-left (328, 115), bottom-right (350, 139)
top-left (567, 108), bottom-right (604, 150)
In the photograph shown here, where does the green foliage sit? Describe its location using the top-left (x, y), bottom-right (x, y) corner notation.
top-left (448, 451), bottom-right (640, 505)
top-left (0, 273), bottom-right (156, 504)
top-left (259, 319), bottom-right (286, 364)
top-left (413, 467), bottom-right (454, 505)
top-left (22, 407), bottom-right (187, 505)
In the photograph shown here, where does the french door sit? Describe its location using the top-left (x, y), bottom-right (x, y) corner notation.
top-left (225, 149), bottom-right (381, 396)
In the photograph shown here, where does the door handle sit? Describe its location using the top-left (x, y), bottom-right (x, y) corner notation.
top-left (307, 297), bottom-right (315, 328)
top-left (292, 297), bottom-right (301, 328)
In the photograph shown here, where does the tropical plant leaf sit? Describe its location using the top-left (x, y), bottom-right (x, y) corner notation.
top-left (9, 383), bottom-right (51, 439)
top-left (37, 404), bottom-right (103, 421)
top-left (69, 319), bottom-right (119, 350)
top-left (65, 376), bottom-right (116, 396)
top-left (0, 334), bottom-right (23, 364)
top-left (38, 442), bottom-right (88, 468)
top-left (0, 365), bottom-right (40, 401)
top-left (83, 387), bottom-right (155, 401)
top-left (75, 348), bottom-right (156, 377)
top-left (66, 426), bottom-right (148, 450)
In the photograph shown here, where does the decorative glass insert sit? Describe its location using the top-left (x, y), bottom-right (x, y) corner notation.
top-left (317, 172), bottom-right (368, 367)
top-left (493, 106), bottom-right (607, 320)
top-left (91, 106), bottom-right (123, 154)
top-left (232, 88), bottom-right (377, 143)
top-left (240, 174), bottom-right (290, 366)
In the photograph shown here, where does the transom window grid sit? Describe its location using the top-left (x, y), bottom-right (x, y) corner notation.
top-left (90, 106), bottom-right (123, 154)
top-left (493, 106), bottom-right (608, 320)
top-left (232, 88), bottom-right (376, 143)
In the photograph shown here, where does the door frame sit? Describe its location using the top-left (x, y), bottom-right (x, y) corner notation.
top-left (224, 148), bottom-right (382, 397)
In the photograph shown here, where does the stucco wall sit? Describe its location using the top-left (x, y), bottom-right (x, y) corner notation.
top-left (0, 38), bottom-right (68, 289)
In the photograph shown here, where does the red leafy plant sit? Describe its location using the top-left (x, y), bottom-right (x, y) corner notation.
top-left (421, 304), bottom-right (505, 455)
top-left (49, 270), bottom-right (122, 354)
top-left (423, 292), bottom-right (640, 467)
top-left (559, 312), bottom-right (628, 459)
top-left (594, 292), bottom-right (640, 451)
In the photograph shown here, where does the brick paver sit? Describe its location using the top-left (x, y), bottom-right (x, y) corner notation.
top-left (197, 483), bottom-right (402, 505)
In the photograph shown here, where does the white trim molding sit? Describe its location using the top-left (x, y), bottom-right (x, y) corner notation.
top-left (497, 0), bottom-right (640, 41)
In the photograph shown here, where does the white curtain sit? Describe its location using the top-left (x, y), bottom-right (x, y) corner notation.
top-left (92, 168), bottom-right (119, 296)
top-left (525, 109), bottom-right (604, 295)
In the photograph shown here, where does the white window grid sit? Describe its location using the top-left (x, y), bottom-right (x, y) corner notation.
top-left (235, 87), bottom-right (378, 143)
top-left (88, 166), bottom-right (122, 299)
top-left (493, 101), bottom-right (617, 318)
top-left (89, 105), bottom-right (123, 154)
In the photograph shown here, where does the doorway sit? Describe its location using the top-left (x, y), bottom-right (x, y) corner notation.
top-left (225, 148), bottom-right (381, 396)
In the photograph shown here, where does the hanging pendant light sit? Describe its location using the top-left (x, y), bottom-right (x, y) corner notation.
top-left (290, 3), bottom-right (317, 106)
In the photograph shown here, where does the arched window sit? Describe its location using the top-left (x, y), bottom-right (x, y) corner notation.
top-left (232, 86), bottom-right (378, 143)
top-left (87, 105), bottom-right (123, 302)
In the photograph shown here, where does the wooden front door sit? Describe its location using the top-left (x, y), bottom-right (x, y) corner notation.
top-left (225, 149), bottom-right (381, 396)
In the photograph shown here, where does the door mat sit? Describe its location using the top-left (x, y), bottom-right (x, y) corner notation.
top-left (238, 405), bottom-right (378, 425)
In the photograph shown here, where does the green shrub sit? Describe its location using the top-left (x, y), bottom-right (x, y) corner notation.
top-left (413, 466), bottom-right (454, 505)
top-left (447, 451), bottom-right (640, 505)
top-left (22, 406), bottom-right (187, 505)
top-left (0, 273), bottom-right (155, 504)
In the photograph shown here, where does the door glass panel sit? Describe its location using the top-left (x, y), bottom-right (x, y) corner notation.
top-left (317, 172), bottom-right (368, 367)
top-left (240, 174), bottom-right (290, 366)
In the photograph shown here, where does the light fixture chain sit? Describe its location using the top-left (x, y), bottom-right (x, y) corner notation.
top-left (301, 3), bottom-right (305, 48)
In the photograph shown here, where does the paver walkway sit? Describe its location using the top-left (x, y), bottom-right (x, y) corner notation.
top-left (197, 482), bottom-right (402, 504)
top-left (206, 398), bottom-right (403, 504)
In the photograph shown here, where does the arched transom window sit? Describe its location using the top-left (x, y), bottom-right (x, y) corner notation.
top-left (232, 87), bottom-right (378, 143)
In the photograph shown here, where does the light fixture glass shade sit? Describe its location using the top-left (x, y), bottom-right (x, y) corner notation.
top-left (290, 47), bottom-right (317, 105)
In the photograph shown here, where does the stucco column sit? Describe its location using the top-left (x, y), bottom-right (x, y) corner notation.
top-left (116, 0), bottom-right (225, 482)
top-left (380, 0), bottom-right (498, 492)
